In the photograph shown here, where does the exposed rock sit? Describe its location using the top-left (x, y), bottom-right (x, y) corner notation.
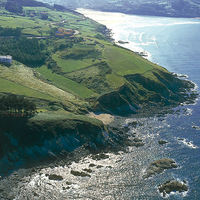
top-left (158, 140), bottom-right (168, 145)
top-left (133, 138), bottom-right (142, 142)
top-left (92, 153), bottom-right (109, 160)
top-left (62, 186), bottom-right (70, 190)
top-left (143, 158), bottom-right (178, 179)
top-left (126, 138), bottom-right (144, 147)
top-left (83, 168), bottom-right (92, 173)
top-left (33, 192), bottom-right (39, 196)
top-left (71, 170), bottom-right (91, 177)
top-left (47, 174), bottom-right (63, 181)
top-left (128, 121), bottom-right (137, 128)
top-left (123, 126), bottom-right (130, 132)
top-left (66, 181), bottom-right (72, 185)
top-left (96, 165), bottom-right (103, 168)
top-left (133, 142), bottom-right (144, 147)
top-left (192, 125), bottom-right (200, 130)
top-left (159, 180), bottom-right (188, 196)
top-left (89, 163), bottom-right (96, 167)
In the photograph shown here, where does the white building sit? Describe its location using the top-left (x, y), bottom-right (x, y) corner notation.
top-left (0, 55), bottom-right (12, 64)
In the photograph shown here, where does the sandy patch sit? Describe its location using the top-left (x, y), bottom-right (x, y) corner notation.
top-left (76, 8), bottom-right (127, 26)
top-left (87, 112), bottom-right (114, 125)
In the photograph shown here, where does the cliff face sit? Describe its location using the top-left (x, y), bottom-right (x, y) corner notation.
top-left (0, 113), bottom-right (118, 176)
top-left (94, 70), bottom-right (196, 115)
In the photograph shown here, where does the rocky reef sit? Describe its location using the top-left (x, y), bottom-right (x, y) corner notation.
top-left (158, 179), bottom-right (188, 197)
top-left (143, 158), bottom-right (178, 179)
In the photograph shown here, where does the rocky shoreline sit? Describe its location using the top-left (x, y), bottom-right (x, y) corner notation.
top-left (0, 98), bottom-right (197, 198)
top-left (0, 78), bottom-right (197, 177)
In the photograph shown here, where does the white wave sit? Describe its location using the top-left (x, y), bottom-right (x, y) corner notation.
top-left (173, 73), bottom-right (189, 78)
top-left (177, 138), bottom-right (198, 149)
top-left (192, 125), bottom-right (200, 130)
top-left (139, 32), bottom-right (144, 42)
top-left (164, 21), bottom-right (200, 26)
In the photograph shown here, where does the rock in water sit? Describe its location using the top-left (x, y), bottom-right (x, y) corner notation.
top-left (71, 170), bottom-right (91, 177)
top-left (159, 180), bottom-right (188, 196)
top-left (47, 174), bottom-right (63, 181)
top-left (92, 153), bottom-right (109, 160)
top-left (158, 140), bottom-right (168, 145)
top-left (143, 158), bottom-right (177, 179)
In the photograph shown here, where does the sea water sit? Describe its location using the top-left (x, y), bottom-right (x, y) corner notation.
top-left (6, 12), bottom-right (200, 199)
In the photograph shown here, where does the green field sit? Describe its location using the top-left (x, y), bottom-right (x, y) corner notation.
top-left (104, 45), bottom-right (156, 76)
top-left (0, 77), bottom-right (57, 101)
top-left (106, 74), bottom-right (125, 88)
top-left (53, 54), bottom-right (101, 72)
top-left (36, 65), bottom-right (97, 99)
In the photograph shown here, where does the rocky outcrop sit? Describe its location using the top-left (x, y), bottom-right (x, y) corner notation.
top-left (95, 70), bottom-right (196, 115)
top-left (143, 158), bottom-right (178, 179)
top-left (158, 140), bottom-right (168, 145)
top-left (0, 112), bottom-right (124, 176)
top-left (159, 179), bottom-right (188, 197)
top-left (71, 170), bottom-right (91, 177)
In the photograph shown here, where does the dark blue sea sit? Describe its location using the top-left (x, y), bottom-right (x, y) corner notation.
top-left (104, 14), bottom-right (200, 199)
top-left (5, 12), bottom-right (200, 199)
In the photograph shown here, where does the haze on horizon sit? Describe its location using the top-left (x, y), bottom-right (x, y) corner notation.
top-left (37, 0), bottom-right (200, 18)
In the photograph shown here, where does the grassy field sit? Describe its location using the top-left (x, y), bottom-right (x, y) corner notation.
top-left (0, 77), bottom-right (57, 101)
top-left (106, 73), bottom-right (125, 88)
top-left (104, 45), bottom-right (156, 76)
top-left (53, 54), bottom-right (101, 73)
top-left (36, 65), bottom-right (97, 99)
top-left (0, 15), bottom-right (38, 28)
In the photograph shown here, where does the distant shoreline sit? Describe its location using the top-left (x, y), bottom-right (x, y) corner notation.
top-left (76, 8), bottom-right (152, 58)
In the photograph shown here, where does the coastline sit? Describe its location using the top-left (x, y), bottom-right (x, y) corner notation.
top-left (76, 8), bottom-right (152, 59)
top-left (76, 8), bottom-right (200, 64)
top-left (0, 10), bottom-right (199, 199)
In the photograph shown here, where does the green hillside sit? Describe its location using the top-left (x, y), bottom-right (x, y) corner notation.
top-left (0, 4), bottom-right (189, 116)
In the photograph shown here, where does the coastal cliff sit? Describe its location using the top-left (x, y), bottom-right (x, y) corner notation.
top-left (94, 68), bottom-right (196, 115)
top-left (0, 112), bottom-right (126, 176)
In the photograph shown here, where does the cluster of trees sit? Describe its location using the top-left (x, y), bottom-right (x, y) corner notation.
top-left (0, 26), bottom-right (22, 36)
top-left (0, 94), bottom-right (36, 116)
top-left (5, 0), bottom-right (51, 13)
top-left (0, 36), bottom-right (46, 65)
top-left (5, 0), bottom-right (23, 13)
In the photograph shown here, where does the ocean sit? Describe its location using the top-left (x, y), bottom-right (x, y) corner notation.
top-left (3, 11), bottom-right (200, 199)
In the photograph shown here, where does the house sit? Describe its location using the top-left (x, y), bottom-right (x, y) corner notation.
top-left (55, 29), bottom-right (75, 38)
top-left (0, 55), bottom-right (12, 64)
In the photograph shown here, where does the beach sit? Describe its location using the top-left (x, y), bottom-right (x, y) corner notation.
top-left (76, 8), bottom-right (152, 58)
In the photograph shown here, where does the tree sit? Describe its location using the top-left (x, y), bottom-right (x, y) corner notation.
top-left (0, 94), bottom-right (36, 116)
top-left (5, 0), bottom-right (23, 13)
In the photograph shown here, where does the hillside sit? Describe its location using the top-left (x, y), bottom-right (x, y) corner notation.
top-left (45, 0), bottom-right (200, 18)
top-left (0, 5), bottom-right (194, 114)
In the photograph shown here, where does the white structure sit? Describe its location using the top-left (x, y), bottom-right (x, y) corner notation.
top-left (0, 55), bottom-right (12, 64)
